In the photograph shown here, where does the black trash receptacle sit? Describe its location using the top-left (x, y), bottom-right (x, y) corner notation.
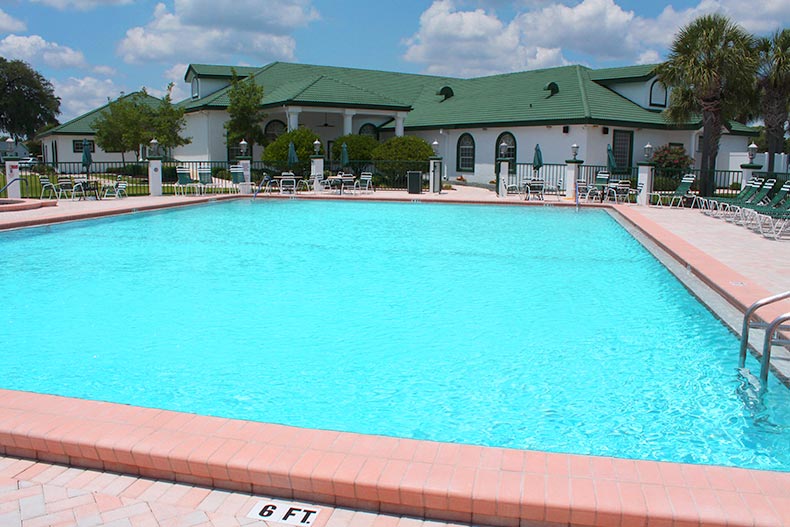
top-left (407, 171), bottom-right (422, 194)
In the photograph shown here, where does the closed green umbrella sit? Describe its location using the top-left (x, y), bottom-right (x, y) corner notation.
top-left (81, 139), bottom-right (92, 176)
top-left (606, 144), bottom-right (617, 174)
top-left (532, 144), bottom-right (543, 178)
top-left (287, 142), bottom-right (299, 167)
top-left (340, 142), bottom-right (349, 169)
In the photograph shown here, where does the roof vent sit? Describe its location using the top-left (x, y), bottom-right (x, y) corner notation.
top-left (543, 82), bottom-right (559, 97)
top-left (437, 86), bottom-right (454, 101)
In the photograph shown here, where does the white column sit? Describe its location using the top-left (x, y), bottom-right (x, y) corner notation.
top-left (311, 156), bottom-right (324, 194)
top-left (498, 161), bottom-right (509, 197)
top-left (395, 113), bottom-right (406, 137)
top-left (564, 161), bottom-right (582, 200)
top-left (240, 159), bottom-right (251, 183)
top-left (429, 157), bottom-right (443, 193)
top-left (148, 159), bottom-right (162, 196)
top-left (343, 110), bottom-right (356, 136)
top-left (286, 107), bottom-right (302, 131)
top-left (637, 163), bottom-right (654, 206)
top-left (3, 160), bottom-right (21, 199)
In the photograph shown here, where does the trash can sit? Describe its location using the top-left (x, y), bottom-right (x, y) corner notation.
top-left (407, 171), bottom-right (422, 194)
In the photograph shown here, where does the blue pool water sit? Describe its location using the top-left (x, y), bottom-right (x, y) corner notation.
top-left (1, 200), bottom-right (789, 471)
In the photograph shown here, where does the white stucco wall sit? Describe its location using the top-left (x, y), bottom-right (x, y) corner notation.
top-left (42, 135), bottom-right (133, 166)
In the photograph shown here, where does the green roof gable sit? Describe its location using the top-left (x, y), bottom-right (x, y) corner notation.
top-left (39, 92), bottom-right (162, 137)
top-left (184, 64), bottom-right (259, 82)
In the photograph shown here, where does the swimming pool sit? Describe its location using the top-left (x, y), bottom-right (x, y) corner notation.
top-left (1, 200), bottom-right (788, 471)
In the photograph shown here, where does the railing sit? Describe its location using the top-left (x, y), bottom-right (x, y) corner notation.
top-left (161, 160), bottom-right (251, 195)
top-left (18, 162), bottom-right (150, 198)
top-left (512, 163), bottom-right (566, 192)
top-left (326, 160), bottom-right (430, 190)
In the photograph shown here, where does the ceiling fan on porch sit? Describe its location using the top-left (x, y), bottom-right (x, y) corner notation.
top-left (318, 113), bottom-right (334, 127)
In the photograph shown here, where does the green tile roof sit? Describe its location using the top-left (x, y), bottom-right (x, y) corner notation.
top-left (38, 92), bottom-right (162, 137)
top-left (589, 64), bottom-right (657, 82)
top-left (184, 64), bottom-right (259, 82)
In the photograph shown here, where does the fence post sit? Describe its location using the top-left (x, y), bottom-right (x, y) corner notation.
top-left (3, 155), bottom-right (21, 199)
top-left (564, 158), bottom-right (583, 200)
top-left (148, 158), bottom-right (162, 196)
top-left (636, 162), bottom-right (655, 206)
top-left (740, 161), bottom-right (762, 186)
top-left (497, 160), bottom-right (509, 197)
top-left (429, 156), bottom-right (443, 193)
top-left (310, 155), bottom-right (324, 194)
top-left (238, 157), bottom-right (251, 184)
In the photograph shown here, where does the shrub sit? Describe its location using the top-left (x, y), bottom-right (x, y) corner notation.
top-left (261, 127), bottom-right (321, 176)
top-left (371, 136), bottom-right (434, 161)
top-left (652, 144), bottom-right (694, 179)
top-left (108, 164), bottom-right (147, 177)
top-left (30, 164), bottom-right (57, 176)
top-left (331, 134), bottom-right (379, 162)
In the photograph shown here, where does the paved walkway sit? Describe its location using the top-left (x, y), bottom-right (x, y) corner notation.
top-left (0, 455), bottom-right (459, 527)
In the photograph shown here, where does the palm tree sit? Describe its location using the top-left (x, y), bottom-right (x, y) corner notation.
top-left (756, 29), bottom-right (790, 175)
top-left (657, 14), bottom-right (757, 196)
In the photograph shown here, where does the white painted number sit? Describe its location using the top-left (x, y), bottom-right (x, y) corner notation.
top-left (247, 499), bottom-right (322, 526)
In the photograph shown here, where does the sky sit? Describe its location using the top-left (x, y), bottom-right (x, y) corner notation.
top-left (1, 0), bottom-right (789, 124)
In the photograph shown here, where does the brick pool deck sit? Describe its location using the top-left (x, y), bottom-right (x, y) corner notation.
top-left (1, 188), bottom-right (789, 527)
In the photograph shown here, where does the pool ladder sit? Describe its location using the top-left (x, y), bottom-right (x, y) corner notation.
top-left (738, 290), bottom-right (790, 389)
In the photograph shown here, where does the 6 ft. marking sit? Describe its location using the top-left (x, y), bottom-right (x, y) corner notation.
top-left (247, 499), bottom-right (322, 526)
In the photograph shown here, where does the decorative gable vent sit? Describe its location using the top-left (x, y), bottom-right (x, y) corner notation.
top-left (437, 86), bottom-right (454, 101)
top-left (543, 82), bottom-right (559, 97)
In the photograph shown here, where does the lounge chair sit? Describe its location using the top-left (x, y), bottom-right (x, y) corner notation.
top-left (103, 179), bottom-right (128, 199)
top-left (175, 167), bottom-right (200, 195)
top-left (718, 178), bottom-right (776, 220)
top-left (197, 166), bottom-right (216, 195)
top-left (730, 180), bottom-right (789, 226)
top-left (701, 177), bottom-right (763, 213)
top-left (38, 175), bottom-right (60, 199)
top-left (229, 165), bottom-right (246, 193)
top-left (647, 174), bottom-right (695, 207)
top-left (755, 198), bottom-right (790, 239)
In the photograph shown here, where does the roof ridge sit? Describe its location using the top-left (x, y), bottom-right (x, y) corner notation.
top-left (575, 66), bottom-right (591, 119)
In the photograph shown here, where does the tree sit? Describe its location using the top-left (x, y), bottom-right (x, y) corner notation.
top-left (657, 14), bottom-right (757, 196)
top-left (755, 29), bottom-right (790, 174)
top-left (331, 134), bottom-right (379, 161)
top-left (0, 58), bottom-right (60, 140)
top-left (750, 125), bottom-right (790, 154)
top-left (371, 135), bottom-right (434, 161)
top-left (261, 127), bottom-right (320, 175)
top-left (92, 92), bottom-right (152, 164)
top-left (224, 70), bottom-right (266, 153)
top-left (151, 83), bottom-right (191, 156)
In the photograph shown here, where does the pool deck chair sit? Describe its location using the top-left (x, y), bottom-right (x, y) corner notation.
top-left (38, 175), bottom-right (60, 200)
top-left (197, 166), bottom-right (216, 195)
top-left (584, 172), bottom-right (609, 202)
top-left (730, 179), bottom-right (788, 226)
top-left (718, 178), bottom-right (776, 220)
top-left (229, 165), bottom-right (246, 193)
top-left (103, 179), bottom-right (128, 199)
top-left (358, 172), bottom-right (374, 193)
top-left (175, 167), bottom-right (200, 196)
top-left (648, 174), bottom-right (695, 207)
top-left (702, 177), bottom-right (763, 214)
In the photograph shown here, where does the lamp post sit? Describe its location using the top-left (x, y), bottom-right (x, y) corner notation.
top-left (313, 139), bottom-right (321, 155)
top-left (571, 143), bottom-right (579, 161)
top-left (644, 143), bottom-right (653, 161)
top-left (148, 138), bottom-right (160, 158)
top-left (310, 139), bottom-right (324, 194)
top-left (499, 141), bottom-right (508, 159)
top-left (239, 139), bottom-right (248, 157)
top-left (431, 140), bottom-right (439, 156)
top-left (747, 142), bottom-right (758, 163)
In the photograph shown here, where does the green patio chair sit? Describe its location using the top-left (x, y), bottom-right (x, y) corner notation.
top-left (702, 177), bottom-right (763, 214)
top-left (584, 172), bottom-right (609, 202)
top-left (718, 178), bottom-right (776, 220)
top-left (732, 180), bottom-right (790, 226)
top-left (648, 174), bottom-right (695, 207)
top-left (175, 166), bottom-right (200, 195)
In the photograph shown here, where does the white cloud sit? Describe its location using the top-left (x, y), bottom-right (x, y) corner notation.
top-left (0, 35), bottom-right (87, 69)
top-left (92, 65), bottom-right (116, 76)
top-left (52, 76), bottom-right (122, 122)
top-left (404, 0), bottom-right (790, 77)
top-left (0, 8), bottom-right (26, 32)
top-left (117, 1), bottom-right (316, 65)
top-left (29, 0), bottom-right (132, 10)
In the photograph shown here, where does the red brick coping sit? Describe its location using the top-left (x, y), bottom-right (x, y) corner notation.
top-left (1, 389), bottom-right (789, 527)
top-left (2, 200), bottom-right (790, 526)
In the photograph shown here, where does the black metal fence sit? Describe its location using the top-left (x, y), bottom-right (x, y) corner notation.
top-left (16, 162), bottom-right (150, 198)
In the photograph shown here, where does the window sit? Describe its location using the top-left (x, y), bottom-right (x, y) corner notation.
top-left (359, 123), bottom-right (377, 138)
top-left (649, 80), bottom-right (667, 108)
top-left (191, 78), bottom-right (199, 99)
top-left (668, 142), bottom-right (685, 152)
top-left (72, 140), bottom-right (95, 153)
top-left (456, 133), bottom-right (475, 172)
top-left (612, 130), bottom-right (633, 172)
top-left (495, 132), bottom-right (516, 175)
top-left (264, 120), bottom-right (286, 144)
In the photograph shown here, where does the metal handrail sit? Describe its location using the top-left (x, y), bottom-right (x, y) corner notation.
top-left (761, 312), bottom-right (790, 385)
top-left (0, 177), bottom-right (28, 195)
top-left (739, 290), bottom-right (790, 369)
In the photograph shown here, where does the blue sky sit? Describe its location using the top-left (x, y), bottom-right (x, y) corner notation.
top-left (1, 0), bottom-right (788, 124)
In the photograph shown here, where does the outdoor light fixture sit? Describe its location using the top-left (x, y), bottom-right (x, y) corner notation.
top-left (431, 140), bottom-right (439, 155)
top-left (748, 142), bottom-right (758, 163)
top-left (499, 141), bottom-right (508, 158)
top-left (5, 137), bottom-right (13, 152)
top-left (313, 139), bottom-right (321, 155)
top-left (240, 139), bottom-right (248, 156)
top-left (571, 143), bottom-right (579, 160)
top-left (149, 138), bottom-right (159, 157)
top-left (644, 142), bottom-right (653, 160)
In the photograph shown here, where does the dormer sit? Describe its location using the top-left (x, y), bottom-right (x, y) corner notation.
top-left (590, 65), bottom-right (669, 111)
top-left (184, 64), bottom-right (260, 100)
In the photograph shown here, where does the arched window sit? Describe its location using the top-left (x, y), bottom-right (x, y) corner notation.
top-left (495, 132), bottom-right (516, 175)
top-left (264, 120), bottom-right (286, 144)
top-left (456, 133), bottom-right (475, 172)
top-left (359, 123), bottom-right (377, 138)
top-left (649, 80), bottom-right (667, 108)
